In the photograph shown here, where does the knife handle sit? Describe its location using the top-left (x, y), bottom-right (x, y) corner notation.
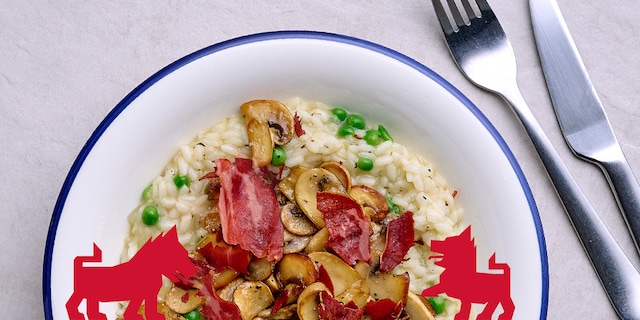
top-left (500, 88), bottom-right (640, 320)
top-left (599, 149), bottom-right (640, 256)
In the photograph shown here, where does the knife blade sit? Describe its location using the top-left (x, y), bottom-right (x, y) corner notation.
top-left (530, 0), bottom-right (640, 256)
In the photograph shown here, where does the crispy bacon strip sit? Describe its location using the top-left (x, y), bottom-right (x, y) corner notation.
top-left (214, 158), bottom-right (284, 261)
top-left (318, 290), bottom-right (364, 320)
top-left (199, 272), bottom-right (242, 320)
top-left (294, 111), bottom-right (306, 136)
top-left (317, 192), bottom-right (371, 265)
top-left (197, 241), bottom-right (252, 274)
top-left (364, 298), bottom-right (404, 320)
top-left (379, 212), bottom-right (415, 272)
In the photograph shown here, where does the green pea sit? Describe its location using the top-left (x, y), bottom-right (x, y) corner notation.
top-left (378, 125), bottom-right (393, 141)
top-left (386, 196), bottom-right (401, 214)
top-left (337, 124), bottom-right (355, 137)
top-left (141, 205), bottom-right (159, 226)
top-left (357, 157), bottom-right (374, 171)
top-left (363, 129), bottom-right (381, 146)
top-left (271, 146), bottom-right (287, 166)
top-left (427, 296), bottom-right (446, 314)
top-left (183, 309), bottom-right (201, 320)
top-left (173, 175), bottom-right (190, 189)
top-left (142, 184), bottom-right (152, 200)
top-left (331, 107), bottom-right (348, 121)
top-left (346, 114), bottom-right (366, 130)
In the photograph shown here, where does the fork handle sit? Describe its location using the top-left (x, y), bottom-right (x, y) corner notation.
top-left (501, 89), bottom-right (640, 319)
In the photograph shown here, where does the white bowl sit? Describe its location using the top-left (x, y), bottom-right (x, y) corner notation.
top-left (44, 31), bottom-right (548, 319)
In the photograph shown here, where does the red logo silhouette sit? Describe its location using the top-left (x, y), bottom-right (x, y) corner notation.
top-left (421, 226), bottom-right (514, 320)
top-left (66, 226), bottom-right (197, 320)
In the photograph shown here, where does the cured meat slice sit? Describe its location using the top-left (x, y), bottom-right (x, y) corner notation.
top-left (316, 192), bottom-right (371, 265)
top-left (364, 298), bottom-right (403, 320)
top-left (199, 272), bottom-right (242, 320)
top-left (318, 290), bottom-right (364, 320)
top-left (379, 212), bottom-right (415, 272)
top-left (214, 158), bottom-right (284, 261)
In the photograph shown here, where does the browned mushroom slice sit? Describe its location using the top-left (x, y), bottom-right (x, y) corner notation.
top-left (216, 277), bottom-right (245, 302)
top-left (304, 227), bottom-right (329, 254)
top-left (246, 256), bottom-right (275, 281)
top-left (256, 303), bottom-right (298, 319)
top-left (297, 282), bottom-right (330, 320)
top-left (213, 268), bottom-right (240, 289)
top-left (264, 273), bottom-right (280, 293)
top-left (404, 291), bottom-right (437, 320)
top-left (233, 280), bottom-right (275, 320)
top-left (275, 253), bottom-right (318, 287)
top-left (278, 166), bottom-right (308, 202)
top-left (284, 234), bottom-right (312, 254)
top-left (335, 279), bottom-right (370, 308)
top-left (320, 161), bottom-right (352, 190)
top-left (157, 302), bottom-right (183, 320)
top-left (240, 100), bottom-right (295, 167)
top-left (365, 271), bottom-right (410, 304)
top-left (165, 286), bottom-right (205, 314)
top-left (308, 252), bottom-right (363, 297)
top-left (354, 261), bottom-right (373, 280)
top-left (195, 232), bottom-right (219, 251)
top-left (349, 184), bottom-right (389, 222)
top-left (281, 203), bottom-right (318, 236)
top-left (294, 168), bottom-right (347, 228)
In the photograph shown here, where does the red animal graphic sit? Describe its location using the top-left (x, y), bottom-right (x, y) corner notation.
top-left (66, 226), bottom-right (197, 320)
top-left (421, 226), bottom-right (514, 320)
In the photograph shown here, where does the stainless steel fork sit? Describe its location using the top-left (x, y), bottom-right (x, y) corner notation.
top-left (430, 0), bottom-right (640, 318)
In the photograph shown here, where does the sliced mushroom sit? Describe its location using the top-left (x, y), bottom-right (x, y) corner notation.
top-left (281, 203), bottom-right (318, 236)
top-left (335, 279), bottom-right (370, 309)
top-left (320, 161), bottom-right (352, 190)
top-left (297, 282), bottom-right (330, 320)
top-left (349, 184), bottom-right (389, 222)
top-left (275, 253), bottom-right (318, 287)
top-left (247, 256), bottom-right (275, 281)
top-left (216, 277), bottom-right (245, 302)
top-left (404, 291), bottom-right (437, 320)
top-left (201, 210), bottom-right (221, 233)
top-left (195, 232), bottom-right (219, 251)
top-left (369, 223), bottom-right (387, 268)
top-left (281, 283), bottom-right (303, 306)
top-left (354, 261), bottom-right (373, 280)
top-left (284, 234), bottom-right (312, 254)
top-left (157, 302), bottom-right (183, 320)
top-left (233, 280), bottom-right (275, 320)
top-left (308, 252), bottom-right (363, 297)
top-left (214, 268), bottom-right (240, 289)
top-left (240, 100), bottom-right (295, 167)
top-left (294, 168), bottom-right (347, 228)
top-left (365, 271), bottom-right (410, 304)
top-left (257, 303), bottom-right (298, 319)
top-left (304, 227), bottom-right (329, 254)
top-left (165, 286), bottom-right (205, 314)
top-left (264, 274), bottom-right (280, 293)
top-left (278, 166), bottom-right (308, 202)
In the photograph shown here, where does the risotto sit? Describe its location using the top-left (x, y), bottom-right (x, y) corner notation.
top-left (120, 97), bottom-right (464, 319)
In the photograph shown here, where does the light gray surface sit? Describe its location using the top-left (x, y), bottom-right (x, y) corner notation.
top-left (2, 0), bottom-right (639, 319)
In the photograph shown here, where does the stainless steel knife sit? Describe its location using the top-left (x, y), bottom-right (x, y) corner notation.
top-left (530, 0), bottom-right (640, 256)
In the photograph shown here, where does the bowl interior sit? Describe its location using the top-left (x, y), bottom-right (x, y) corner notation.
top-left (45, 31), bottom-right (547, 319)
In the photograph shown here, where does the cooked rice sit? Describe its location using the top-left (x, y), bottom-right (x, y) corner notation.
top-left (121, 97), bottom-right (465, 319)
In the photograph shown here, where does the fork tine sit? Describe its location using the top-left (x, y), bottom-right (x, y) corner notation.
top-left (474, 0), bottom-right (491, 12)
top-left (431, 0), bottom-right (455, 34)
top-left (473, 0), bottom-right (498, 22)
top-left (445, 0), bottom-right (466, 28)
top-left (459, 0), bottom-right (477, 20)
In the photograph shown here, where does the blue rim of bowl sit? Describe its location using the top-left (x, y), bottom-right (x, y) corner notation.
top-left (43, 30), bottom-right (548, 319)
